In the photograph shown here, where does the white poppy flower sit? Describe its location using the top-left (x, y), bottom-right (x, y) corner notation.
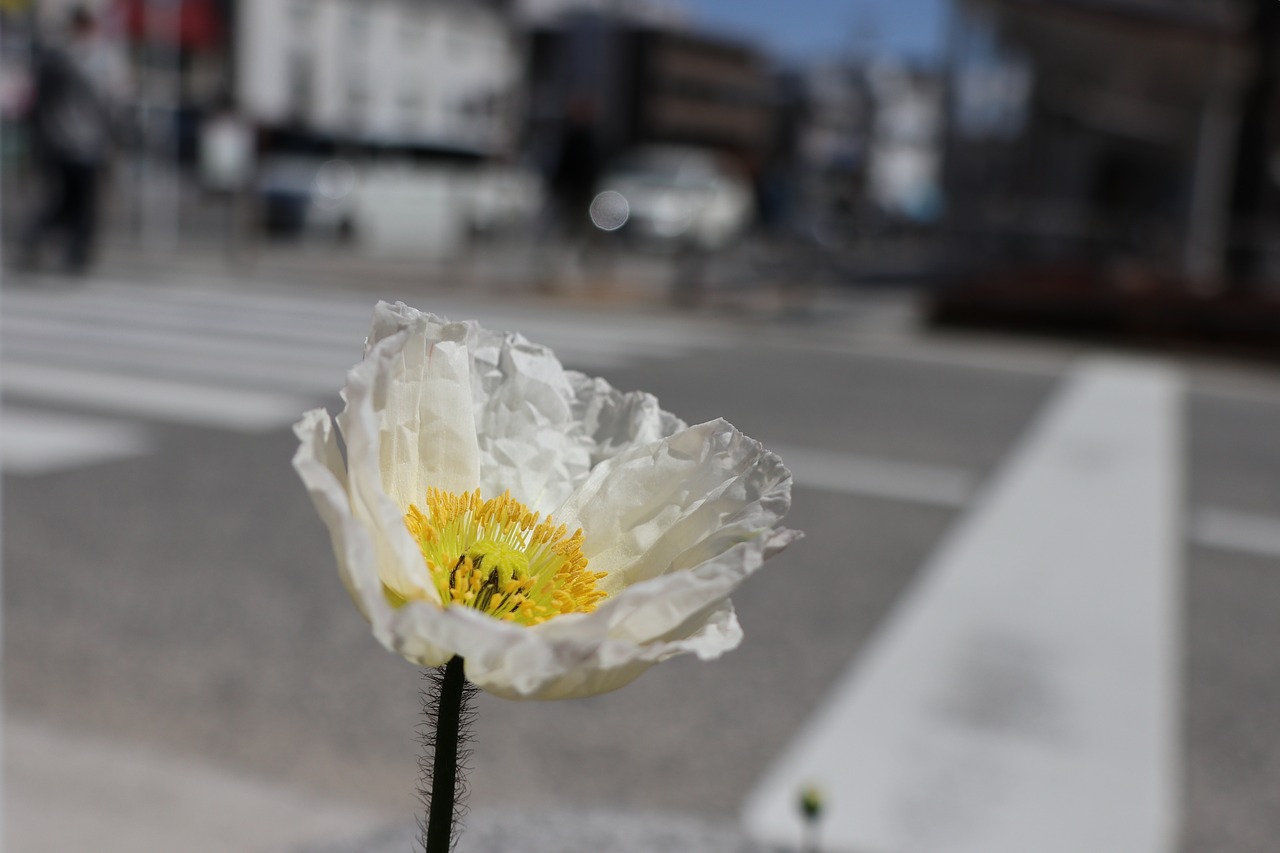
top-left (293, 302), bottom-right (800, 700)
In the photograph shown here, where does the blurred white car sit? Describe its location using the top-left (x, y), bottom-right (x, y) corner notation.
top-left (591, 146), bottom-right (754, 251)
top-left (256, 157), bottom-right (544, 256)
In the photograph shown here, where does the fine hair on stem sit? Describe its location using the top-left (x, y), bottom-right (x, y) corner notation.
top-left (417, 657), bottom-right (477, 852)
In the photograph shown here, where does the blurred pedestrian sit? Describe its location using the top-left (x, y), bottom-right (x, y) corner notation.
top-left (537, 94), bottom-right (608, 292)
top-left (21, 6), bottom-right (127, 274)
top-left (549, 95), bottom-right (600, 240)
top-left (198, 94), bottom-right (256, 260)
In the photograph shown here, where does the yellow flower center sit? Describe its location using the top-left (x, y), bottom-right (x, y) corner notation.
top-left (400, 488), bottom-right (607, 625)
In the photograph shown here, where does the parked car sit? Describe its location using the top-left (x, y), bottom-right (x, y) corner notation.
top-left (590, 146), bottom-right (753, 251)
top-left (256, 155), bottom-right (358, 239)
top-left (255, 156), bottom-right (544, 253)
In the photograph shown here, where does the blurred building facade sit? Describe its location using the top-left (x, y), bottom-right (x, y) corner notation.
top-left (866, 63), bottom-right (945, 224)
top-left (766, 58), bottom-right (947, 249)
top-left (944, 0), bottom-right (1279, 287)
top-left (238, 0), bottom-right (521, 157)
top-left (526, 12), bottom-right (776, 178)
top-left (8, 0), bottom-right (524, 160)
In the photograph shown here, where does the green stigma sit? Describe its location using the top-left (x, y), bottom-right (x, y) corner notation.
top-left (461, 539), bottom-right (529, 587)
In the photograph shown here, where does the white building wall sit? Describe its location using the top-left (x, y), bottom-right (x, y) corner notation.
top-left (236, 0), bottom-right (288, 124)
top-left (236, 0), bottom-right (520, 155)
top-left (310, 0), bottom-right (349, 135)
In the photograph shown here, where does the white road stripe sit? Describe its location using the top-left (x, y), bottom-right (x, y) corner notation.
top-left (2, 337), bottom-right (349, 395)
top-left (744, 359), bottom-right (1183, 853)
top-left (1, 281), bottom-right (716, 443)
top-left (773, 443), bottom-right (974, 508)
top-left (1188, 507), bottom-right (1280, 561)
top-left (80, 278), bottom-right (740, 344)
top-left (1, 408), bottom-right (151, 474)
top-left (1, 317), bottom-right (634, 388)
top-left (4, 280), bottom-right (731, 351)
top-left (2, 307), bottom-right (369, 355)
top-left (2, 318), bottom-right (357, 388)
top-left (2, 297), bottom-right (701, 373)
top-left (3, 364), bottom-right (308, 432)
top-left (781, 446), bottom-right (1280, 562)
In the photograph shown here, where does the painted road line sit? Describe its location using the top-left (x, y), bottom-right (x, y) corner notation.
top-left (1, 408), bottom-right (151, 475)
top-left (3, 297), bottom-right (691, 373)
top-left (2, 313), bottom-right (633, 380)
top-left (744, 359), bottom-right (1183, 853)
top-left (1, 306), bottom-right (368, 354)
top-left (1, 322), bottom-right (356, 393)
top-left (1188, 507), bottom-right (1280, 561)
top-left (5, 278), bottom-right (733, 352)
top-left (779, 444), bottom-right (1280, 564)
top-left (80, 277), bottom-right (741, 347)
top-left (5, 717), bottom-right (388, 853)
top-left (3, 364), bottom-right (309, 432)
top-left (773, 443), bottom-right (974, 508)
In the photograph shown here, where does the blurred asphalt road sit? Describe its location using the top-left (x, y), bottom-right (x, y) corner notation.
top-left (4, 266), bottom-right (1280, 852)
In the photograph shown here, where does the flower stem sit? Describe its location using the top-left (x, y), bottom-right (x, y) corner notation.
top-left (424, 655), bottom-right (467, 852)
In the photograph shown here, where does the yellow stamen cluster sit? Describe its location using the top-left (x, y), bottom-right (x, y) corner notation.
top-left (401, 488), bottom-right (606, 625)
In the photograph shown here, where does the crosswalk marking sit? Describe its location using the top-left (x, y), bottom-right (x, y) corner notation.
top-left (4, 364), bottom-right (313, 432)
top-left (1188, 507), bottom-right (1280, 561)
top-left (770, 443), bottom-right (975, 508)
top-left (3, 315), bottom-right (357, 392)
top-left (2, 278), bottom-right (737, 357)
top-left (744, 359), bottom-right (1183, 853)
top-left (779, 444), bottom-right (1280, 562)
top-left (0, 407), bottom-right (151, 475)
top-left (1, 279), bottom-right (733, 472)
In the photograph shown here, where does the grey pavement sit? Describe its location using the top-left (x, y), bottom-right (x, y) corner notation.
top-left (302, 810), bottom-right (767, 853)
top-left (4, 263), bottom-right (1280, 852)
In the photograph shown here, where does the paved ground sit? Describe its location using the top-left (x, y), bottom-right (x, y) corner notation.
top-left (4, 265), bottom-right (1280, 852)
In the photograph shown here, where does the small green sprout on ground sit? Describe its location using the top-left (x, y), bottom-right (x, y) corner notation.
top-left (798, 783), bottom-right (826, 853)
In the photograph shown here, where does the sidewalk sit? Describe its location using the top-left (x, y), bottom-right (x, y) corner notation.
top-left (7, 716), bottom-right (775, 853)
top-left (300, 810), bottom-right (771, 853)
top-left (5, 717), bottom-right (392, 853)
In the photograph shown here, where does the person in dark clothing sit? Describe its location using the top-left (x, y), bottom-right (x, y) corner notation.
top-left (22, 7), bottom-right (122, 273)
top-left (549, 95), bottom-right (600, 239)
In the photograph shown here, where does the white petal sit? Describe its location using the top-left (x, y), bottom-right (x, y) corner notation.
top-left (567, 372), bottom-right (687, 468)
top-left (467, 330), bottom-right (593, 513)
top-left (473, 601), bottom-right (745, 701)
top-left (377, 334), bottom-right (480, 505)
top-left (292, 409), bottom-right (378, 618)
top-left (338, 324), bottom-right (482, 602)
top-left (364, 302), bottom-right (685, 515)
top-left (293, 407), bottom-right (458, 666)
top-left (557, 419), bottom-right (794, 592)
top-left (381, 595), bottom-right (745, 700)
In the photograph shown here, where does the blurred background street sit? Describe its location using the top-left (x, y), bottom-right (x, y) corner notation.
top-left (4, 268), bottom-right (1280, 853)
top-left (2, 0), bottom-right (1280, 851)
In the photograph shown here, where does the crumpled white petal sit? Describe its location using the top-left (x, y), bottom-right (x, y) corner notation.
top-left (366, 302), bottom-right (684, 514)
top-left (293, 302), bottom-right (800, 699)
